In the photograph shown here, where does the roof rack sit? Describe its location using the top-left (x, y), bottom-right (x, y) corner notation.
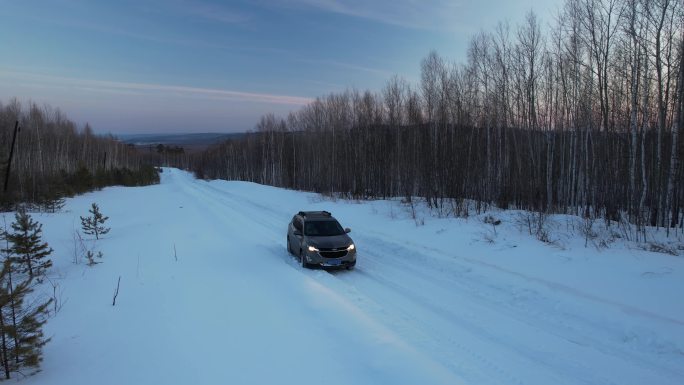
top-left (298, 210), bottom-right (332, 217)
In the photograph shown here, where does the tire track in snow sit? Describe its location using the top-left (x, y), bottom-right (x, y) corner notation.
top-left (377, 232), bottom-right (684, 327)
top-left (355, 233), bottom-right (684, 364)
top-left (347, 242), bottom-right (682, 385)
top-left (358, 231), bottom-right (684, 382)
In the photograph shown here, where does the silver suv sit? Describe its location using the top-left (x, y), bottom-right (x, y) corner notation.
top-left (287, 211), bottom-right (356, 269)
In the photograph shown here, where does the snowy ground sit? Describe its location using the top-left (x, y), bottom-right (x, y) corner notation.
top-left (6, 168), bottom-right (683, 385)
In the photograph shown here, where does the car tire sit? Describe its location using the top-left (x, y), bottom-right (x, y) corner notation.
top-left (300, 249), bottom-right (310, 269)
top-left (286, 236), bottom-right (292, 255)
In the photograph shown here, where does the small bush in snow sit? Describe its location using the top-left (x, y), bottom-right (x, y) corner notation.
top-left (481, 229), bottom-right (497, 244)
top-left (515, 211), bottom-right (547, 238)
top-left (579, 216), bottom-right (598, 247)
top-left (483, 215), bottom-right (502, 236)
top-left (640, 242), bottom-right (678, 256)
top-left (515, 211), bottom-right (561, 246)
top-left (449, 198), bottom-right (470, 218)
top-left (483, 215), bottom-right (501, 226)
top-left (401, 197), bottom-right (425, 226)
top-left (71, 229), bottom-right (104, 266)
top-left (85, 250), bottom-right (103, 266)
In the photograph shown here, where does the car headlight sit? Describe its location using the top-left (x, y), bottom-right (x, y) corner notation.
top-left (308, 245), bottom-right (319, 252)
top-left (347, 244), bottom-right (355, 251)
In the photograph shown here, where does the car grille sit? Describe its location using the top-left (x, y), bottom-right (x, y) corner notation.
top-left (318, 248), bottom-right (348, 258)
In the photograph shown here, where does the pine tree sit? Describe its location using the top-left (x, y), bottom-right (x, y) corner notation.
top-left (40, 191), bottom-right (66, 214)
top-left (43, 195), bottom-right (66, 213)
top-left (80, 203), bottom-right (110, 240)
top-left (41, 179), bottom-right (67, 213)
top-left (0, 259), bottom-right (51, 379)
top-left (5, 211), bottom-right (53, 279)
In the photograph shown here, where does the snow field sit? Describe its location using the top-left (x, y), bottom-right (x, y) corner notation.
top-left (7, 168), bottom-right (683, 385)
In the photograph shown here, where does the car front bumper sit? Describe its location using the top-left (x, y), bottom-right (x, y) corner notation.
top-left (304, 249), bottom-right (356, 268)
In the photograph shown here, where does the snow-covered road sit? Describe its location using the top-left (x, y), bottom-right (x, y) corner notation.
top-left (15, 168), bottom-right (684, 385)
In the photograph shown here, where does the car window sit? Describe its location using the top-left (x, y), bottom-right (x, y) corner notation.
top-left (294, 217), bottom-right (303, 231)
top-left (304, 220), bottom-right (344, 236)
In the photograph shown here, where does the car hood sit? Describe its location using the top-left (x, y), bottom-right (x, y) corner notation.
top-left (306, 234), bottom-right (353, 249)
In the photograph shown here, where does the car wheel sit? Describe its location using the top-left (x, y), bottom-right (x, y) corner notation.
top-left (286, 236), bottom-right (292, 254)
top-left (346, 261), bottom-right (356, 270)
top-left (300, 249), bottom-right (310, 269)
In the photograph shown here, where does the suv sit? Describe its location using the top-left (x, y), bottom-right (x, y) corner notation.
top-left (287, 211), bottom-right (356, 269)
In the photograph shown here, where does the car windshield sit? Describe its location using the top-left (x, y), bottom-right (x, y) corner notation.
top-left (304, 220), bottom-right (344, 236)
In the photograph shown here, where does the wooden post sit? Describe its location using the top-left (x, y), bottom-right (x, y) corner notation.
top-left (112, 276), bottom-right (121, 306)
top-left (3, 121), bottom-right (20, 193)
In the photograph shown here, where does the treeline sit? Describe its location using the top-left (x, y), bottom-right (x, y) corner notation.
top-left (195, 0), bottom-right (684, 231)
top-left (0, 99), bottom-right (159, 210)
top-left (150, 144), bottom-right (190, 170)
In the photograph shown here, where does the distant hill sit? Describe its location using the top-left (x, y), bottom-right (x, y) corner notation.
top-left (117, 132), bottom-right (245, 147)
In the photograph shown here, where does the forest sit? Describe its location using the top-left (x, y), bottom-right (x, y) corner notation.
top-left (192, 0), bottom-right (684, 234)
top-left (0, 99), bottom-right (159, 211)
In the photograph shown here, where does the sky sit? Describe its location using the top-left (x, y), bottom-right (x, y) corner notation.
top-left (0, 0), bottom-right (563, 134)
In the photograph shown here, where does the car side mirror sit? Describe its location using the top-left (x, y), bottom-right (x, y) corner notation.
top-left (294, 230), bottom-right (302, 236)
top-left (344, 228), bottom-right (351, 233)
